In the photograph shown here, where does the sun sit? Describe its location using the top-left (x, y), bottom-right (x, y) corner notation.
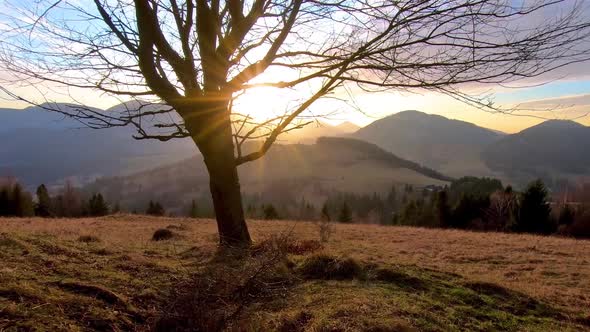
top-left (230, 65), bottom-right (315, 122)
top-left (232, 86), bottom-right (294, 122)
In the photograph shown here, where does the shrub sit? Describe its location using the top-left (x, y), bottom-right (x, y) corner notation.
top-left (152, 229), bottom-right (175, 241)
top-left (77, 235), bottom-right (101, 243)
top-left (278, 311), bottom-right (313, 332)
top-left (559, 209), bottom-right (590, 239)
top-left (558, 204), bottom-right (575, 226)
top-left (263, 204), bottom-right (280, 220)
top-left (317, 219), bottom-right (333, 243)
top-left (297, 254), bottom-right (364, 280)
top-left (155, 236), bottom-right (293, 331)
top-left (286, 240), bottom-right (323, 255)
top-left (253, 235), bottom-right (322, 256)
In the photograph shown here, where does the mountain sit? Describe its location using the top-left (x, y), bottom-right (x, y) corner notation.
top-left (353, 110), bottom-right (504, 176)
top-left (482, 120), bottom-right (590, 181)
top-left (335, 121), bottom-right (361, 132)
top-left (0, 103), bottom-right (194, 186)
top-left (86, 137), bottom-right (451, 213)
top-left (0, 102), bottom-right (361, 186)
top-left (275, 120), bottom-right (360, 143)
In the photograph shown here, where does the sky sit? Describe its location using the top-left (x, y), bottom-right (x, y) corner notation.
top-left (1, 0), bottom-right (589, 134)
top-left (2, 75), bottom-right (589, 134)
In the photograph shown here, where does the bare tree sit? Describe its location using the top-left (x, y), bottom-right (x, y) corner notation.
top-left (1, 0), bottom-right (589, 247)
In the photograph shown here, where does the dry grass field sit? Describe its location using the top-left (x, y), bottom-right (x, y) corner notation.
top-left (1, 215), bottom-right (589, 331)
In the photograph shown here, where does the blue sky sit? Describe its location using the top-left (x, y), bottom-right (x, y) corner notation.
top-left (495, 80), bottom-right (590, 104)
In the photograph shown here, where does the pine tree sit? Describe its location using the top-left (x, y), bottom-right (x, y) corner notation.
top-left (87, 193), bottom-right (109, 217)
top-left (434, 190), bottom-right (451, 228)
top-left (338, 202), bottom-right (352, 223)
top-left (321, 202), bottom-right (331, 221)
top-left (399, 200), bottom-right (418, 226)
top-left (263, 204), bottom-right (279, 220)
top-left (35, 184), bottom-right (52, 217)
top-left (11, 183), bottom-right (34, 217)
top-left (0, 187), bottom-right (11, 216)
top-left (386, 186), bottom-right (397, 210)
top-left (147, 200), bottom-right (165, 216)
top-left (516, 179), bottom-right (554, 234)
top-left (188, 199), bottom-right (199, 218)
top-left (11, 183), bottom-right (23, 217)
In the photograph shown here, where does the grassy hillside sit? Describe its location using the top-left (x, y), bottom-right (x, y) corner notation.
top-left (1, 216), bottom-right (589, 331)
top-left (86, 137), bottom-right (450, 213)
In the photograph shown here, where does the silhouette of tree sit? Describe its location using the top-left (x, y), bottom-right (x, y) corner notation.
top-left (338, 202), bottom-right (352, 223)
top-left (558, 204), bottom-right (575, 226)
top-left (321, 202), bottom-right (331, 222)
top-left (53, 181), bottom-right (83, 218)
top-left (188, 199), bottom-right (199, 218)
top-left (2, 0), bottom-right (590, 247)
top-left (147, 200), bottom-right (166, 216)
top-left (263, 204), bottom-right (279, 220)
top-left (12, 183), bottom-right (34, 217)
top-left (485, 186), bottom-right (518, 231)
top-left (35, 184), bottom-right (52, 217)
top-left (86, 193), bottom-right (110, 217)
top-left (451, 195), bottom-right (490, 229)
top-left (0, 187), bottom-right (10, 216)
top-left (516, 179), bottom-right (554, 234)
top-left (434, 190), bottom-right (451, 228)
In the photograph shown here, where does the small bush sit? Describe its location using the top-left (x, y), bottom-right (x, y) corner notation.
top-left (278, 310), bottom-right (313, 332)
top-left (287, 239), bottom-right (323, 255)
top-left (297, 254), bottom-right (364, 280)
top-left (372, 268), bottom-right (427, 290)
top-left (152, 229), bottom-right (175, 241)
top-left (314, 218), bottom-right (333, 243)
top-left (156, 236), bottom-right (294, 331)
top-left (557, 208), bottom-right (590, 239)
top-left (77, 235), bottom-right (100, 243)
top-left (254, 237), bottom-right (322, 256)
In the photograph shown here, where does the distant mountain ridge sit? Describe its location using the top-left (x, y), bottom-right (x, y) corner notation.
top-left (353, 111), bottom-right (590, 186)
top-left (0, 103), bottom-right (195, 186)
top-left (482, 120), bottom-right (590, 179)
top-left (353, 110), bottom-right (504, 176)
top-left (3, 102), bottom-right (590, 189)
top-left (0, 103), bottom-right (360, 186)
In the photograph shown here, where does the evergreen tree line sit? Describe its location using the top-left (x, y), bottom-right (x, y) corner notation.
top-left (5, 177), bottom-right (590, 239)
top-left (0, 181), bottom-right (113, 218)
top-left (235, 177), bottom-right (590, 239)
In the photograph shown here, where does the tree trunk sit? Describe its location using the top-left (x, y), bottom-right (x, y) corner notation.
top-left (190, 109), bottom-right (252, 247)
